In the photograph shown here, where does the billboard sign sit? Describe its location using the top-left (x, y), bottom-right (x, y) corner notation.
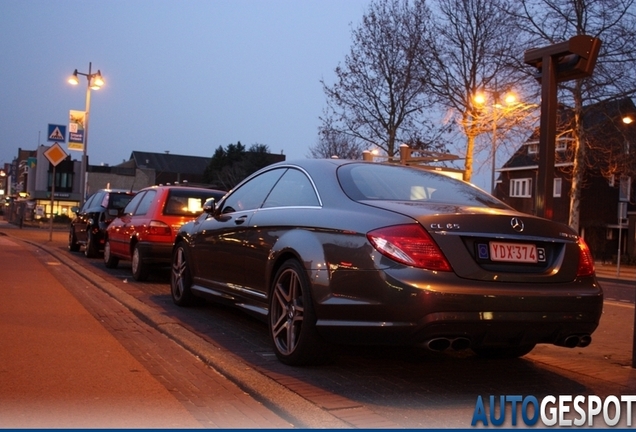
top-left (69, 110), bottom-right (86, 151)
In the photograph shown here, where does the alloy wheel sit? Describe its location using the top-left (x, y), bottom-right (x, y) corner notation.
top-left (270, 267), bottom-right (305, 356)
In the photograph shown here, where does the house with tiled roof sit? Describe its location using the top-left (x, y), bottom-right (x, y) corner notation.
top-left (129, 151), bottom-right (211, 186)
top-left (495, 97), bottom-right (636, 261)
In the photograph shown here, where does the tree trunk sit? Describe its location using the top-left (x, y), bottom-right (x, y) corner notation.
top-left (464, 134), bottom-right (475, 182)
top-left (568, 84), bottom-right (585, 233)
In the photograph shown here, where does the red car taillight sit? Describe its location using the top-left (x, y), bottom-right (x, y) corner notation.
top-left (148, 220), bottom-right (172, 236)
top-left (367, 224), bottom-right (452, 271)
top-left (576, 237), bottom-right (595, 277)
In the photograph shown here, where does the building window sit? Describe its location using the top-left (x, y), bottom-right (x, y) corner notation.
top-left (510, 178), bottom-right (532, 198)
top-left (526, 139), bottom-right (568, 154)
top-left (47, 171), bottom-right (74, 193)
top-left (553, 177), bottom-right (562, 197)
top-left (556, 140), bottom-right (567, 151)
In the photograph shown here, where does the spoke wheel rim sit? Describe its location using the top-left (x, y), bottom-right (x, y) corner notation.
top-left (271, 268), bottom-right (304, 356)
top-left (171, 247), bottom-right (187, 300)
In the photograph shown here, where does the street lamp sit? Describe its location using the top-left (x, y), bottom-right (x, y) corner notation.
top-left (67, 62), bottom-right (104, 204)
top-left (474, 90), bottom-right (518, 193)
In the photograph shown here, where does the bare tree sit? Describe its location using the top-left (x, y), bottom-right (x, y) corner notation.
top-left (514, 0), bottom-right (636, 231)
top-left (320, 0), bottom-right (440, 158)
top-left (426, 0), bottom-right (529, 182)
top-left (309, 127), bottom-right (364, 159)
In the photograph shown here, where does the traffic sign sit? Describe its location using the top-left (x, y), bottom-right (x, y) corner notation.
top-left (47, 124), bottom-right (67, 143)
top-left (44, 142), bottom-right (68, 166)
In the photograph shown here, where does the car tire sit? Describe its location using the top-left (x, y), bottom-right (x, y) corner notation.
top-left (472, 344), bottom-right (536, 359)
top-left (68, 227), bottom-right (80, 252)
top-left (171, 243), bottom-right (195, 306)
top-left (84, 230), bottom-right (98, 258)
top-left (268, 259), bottom-right (329, 366)
top-left (103, 240), bottom-right (119, 268)
top-left (131, 243), bottom-right (149, 281)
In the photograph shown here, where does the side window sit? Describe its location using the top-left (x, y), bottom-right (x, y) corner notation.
top-left (134, 190), bottom-right (157, 216)
top-left (123, 191), bottom-right (146, 215)
top-left (82, 193), bottom-right (97, 211)
top-left (111, 193), bottom-right (134, 210)
top-left (221, 169), bottom-right (286, 214)
top-left (99, 192), bottom-right (110, 208)
top-left (263, 169), bottom-right (319, 208)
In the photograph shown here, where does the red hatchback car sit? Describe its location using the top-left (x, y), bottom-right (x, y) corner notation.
top-left (104, 185), bottom-right (225, 281)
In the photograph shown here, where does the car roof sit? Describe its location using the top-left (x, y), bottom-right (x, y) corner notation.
top-left (138, 184), bottom-right (225, 193)
top-left (91, 188), bottom-right (135, 194)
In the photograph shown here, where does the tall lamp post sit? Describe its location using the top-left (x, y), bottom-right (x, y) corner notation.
top-left (68, 62), bottom-right (104, 204)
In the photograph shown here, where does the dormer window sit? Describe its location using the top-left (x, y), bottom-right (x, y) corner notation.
top-left (555, 140), bottom-right (567, 151)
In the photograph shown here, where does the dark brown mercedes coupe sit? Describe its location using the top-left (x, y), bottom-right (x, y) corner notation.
top-left (170, 159), bottom-right (602, 365)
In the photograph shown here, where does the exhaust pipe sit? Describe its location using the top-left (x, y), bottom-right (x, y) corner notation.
top-left (559, 334), bottom-right (592, 348)
top-left (426, 338), bottom-right (451, 352)
top-left (425, 337), bottom-right (471, 352)
top-left (563, 335), bottom-right (580, 348)
top-left (578, 334), bottom-right (592, 347)
top-left (451, 337), bottom-right (471, 351)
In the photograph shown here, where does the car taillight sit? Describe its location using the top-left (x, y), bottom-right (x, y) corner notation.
top-left (367, 224), bottom-right (452, 271)
top-left (576, 237), bottom-right (595, 277)
top-left (148, 220), bottom-right (172, 236)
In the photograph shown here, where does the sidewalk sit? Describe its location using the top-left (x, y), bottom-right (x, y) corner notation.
top-left (595, 260), bottom-right (636, 283)
top-left (0, 229), bottom-right (202, 427)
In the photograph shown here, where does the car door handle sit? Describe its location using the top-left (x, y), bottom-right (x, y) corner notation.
top-left (235, 215), bottom-right (248, 225)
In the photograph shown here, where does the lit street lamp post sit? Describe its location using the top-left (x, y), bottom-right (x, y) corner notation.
top-left (68, 62), bottom-right (104, 204)
top-left (474, 90), bottom-right (518, 193)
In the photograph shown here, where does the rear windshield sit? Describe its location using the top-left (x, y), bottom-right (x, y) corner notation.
top-left (163, 189), bottom-right (225, 216)
top-left (107, 193), bottom-right (134, 210)
top-left (337, 163), bottom-right (509, 209)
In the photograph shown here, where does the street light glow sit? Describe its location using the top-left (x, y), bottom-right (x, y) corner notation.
top-left (474, 93), bottom-right (486, 105)
top-left (504, 93), bottom-right (517, 105)
top-left (68, 70), bottom-right (80, 85)
top-left (91, 71), bottom-right (104, 89)
top-left (623, 116), bottom-right (634, 124)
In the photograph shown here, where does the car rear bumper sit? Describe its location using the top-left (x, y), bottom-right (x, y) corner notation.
top-left (312, 268), bottom-right (603, 348)
top-left (137, 241), bottom-right (173, 265)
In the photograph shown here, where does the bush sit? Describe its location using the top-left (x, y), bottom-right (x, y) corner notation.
top-left (53, 214), bottom-right (72, 224)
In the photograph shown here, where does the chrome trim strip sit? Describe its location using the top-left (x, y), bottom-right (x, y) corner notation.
top-left (430, 230), bottom-right (573, 243)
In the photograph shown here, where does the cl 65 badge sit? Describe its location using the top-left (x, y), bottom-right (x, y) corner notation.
top-left (430, 223), bottom-right (460, 230)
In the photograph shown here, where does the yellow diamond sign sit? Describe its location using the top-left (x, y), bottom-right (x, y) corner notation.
top-left (44, 142), bottom-right (68, 166)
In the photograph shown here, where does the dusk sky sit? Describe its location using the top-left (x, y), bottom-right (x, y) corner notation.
top-left (0, 1), bottom-right (373, 170)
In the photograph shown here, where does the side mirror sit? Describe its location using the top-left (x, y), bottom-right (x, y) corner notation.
top-left (202, 198), bottom-right (216, 215)
top-left (71, 206), bottom-right (79, 215)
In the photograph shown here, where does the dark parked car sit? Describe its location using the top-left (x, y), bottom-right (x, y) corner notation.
top-left (104, 185), bottom-right (226, 281)
top-left (170, 159), bottom-right (603, 366)
top-left (68, 189), bottom-right (136, 257)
